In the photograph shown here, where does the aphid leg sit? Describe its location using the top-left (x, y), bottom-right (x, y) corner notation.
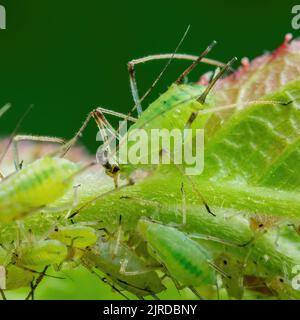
top-left (92, 110), bottom-right (120, 188)
top-left (95, 107), bottom-right (137, 123)
top-left (25, 266), bottom-right (49, 300)
top-left (188, 286), bottom-right (205, 300)
top-left (127, 25), bottom-right (191, 117)
top-left (90, 270), bottom-right (130, 300)
top-left (207, 261), bottom-right (230, 279)
top-left (12, 135), bottom-right (65, 171)
top-left (127, 25), bottom-right (226, 117)
top-left (60, 108), bottom-right (137, 189)
top-left (128, 52), bottom-right (226, 117)
top-left (181, 182), bottom-right (187, 226)
top-left (60, 107), bottom-right (136, 158)
top-left (160, 148), bottom-right (214, 216)
top-left (112, 215), bottom-right (123, 258)
top-left (215, 277), bottom-right (220, 300)
top-left (119, 258), bottom-right (155, 276)
top-left (0, 288), bottom-right (6, 300)
top-left (64, 184), bottom-right (81, 219)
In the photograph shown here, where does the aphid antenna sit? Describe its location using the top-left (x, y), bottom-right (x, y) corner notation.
top-left (197, 57), bottom-right (238, 104)
top-left (0, 105), bottom-right (33, 168)
top-left (25, 265), bottom-right (49, 300)
top-left (128, 24), bottom-right (191, 117)
top-left (189, 232), bottom-right (250, 248)
top-left (175, 40), bottom-right (217, 85)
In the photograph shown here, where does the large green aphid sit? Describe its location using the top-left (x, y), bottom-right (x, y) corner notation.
top-left (137, 218), bottom-right (218, 293)
top-left (0, 157), bottom-right (81, 222)
top-left (81, 237), bottom-right (166, 298)
top-left (48, 224), bottom-right (98, 249)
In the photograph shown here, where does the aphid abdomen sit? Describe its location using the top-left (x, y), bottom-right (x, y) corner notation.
top-left (17, 240), bottom-right (68, 268)
top-left (82, 239), bottom-right (165, 296)
top-left (5, 265), bottom-right (33, 290)
top-left (0, 157), bottom-right (80, 222)
top-left (134, 84), bottom-right (207, 131)
top-left (138, 219), bottom-right (215, 287)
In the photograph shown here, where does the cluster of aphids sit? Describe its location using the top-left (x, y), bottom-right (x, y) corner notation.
top-left (0, 33), bottom-right (298, 300)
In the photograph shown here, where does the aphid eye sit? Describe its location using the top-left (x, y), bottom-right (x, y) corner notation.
top-left (279, 278), bottom-right (284, 283)
top-left (112, 166), bottom-right (120, 173)
top-left (259, 223), bottom-right (264, 228)
top-left (223, 260), bottom-right (227, 265)
top-left (54, 227), bottom-right (59, 232)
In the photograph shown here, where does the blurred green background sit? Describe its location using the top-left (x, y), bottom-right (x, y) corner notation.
top-left (0, 0), bottom-right (299, 299)
top-left (0, 0), bottom-right (299, 153)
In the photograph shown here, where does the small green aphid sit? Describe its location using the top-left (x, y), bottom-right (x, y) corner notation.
top-left (215, 252), bottom-right (244, 300)
top-left (0, 156), bottom-right (81, 222)
top-left (11, 239), bottom-right (68, 269)
top-left (48, 224), bottom-right (98, 249)
top-left (137, 218), bottom-right (220, 297)
top-left (81, 237), bottom-right (166, 298)
top-left (4, 265), bottom-right (33, 291)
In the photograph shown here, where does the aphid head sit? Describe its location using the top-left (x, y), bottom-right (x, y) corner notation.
top-left (249, 214), bottom-right (277, 233)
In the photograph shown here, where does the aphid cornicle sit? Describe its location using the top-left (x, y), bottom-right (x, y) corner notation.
top-left (137, 218), bottom-right (217, 292)
top-left (0, 156), bottom-right (81, 222)
top-left (81, 237), bottom-right (166, 298)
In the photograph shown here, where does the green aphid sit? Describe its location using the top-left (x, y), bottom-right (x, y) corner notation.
top-left (48, 224), bottom-right (98, 249)
top-left (81, 237), bottom-right (166, 298)
top-left (137, 218), bottom-right (216, 291)
top-left (0, 157), bottom-right (81, 222)
top-left (215, 252), bottom-right (244, 300)
top-left (12, 239), bottom-right (68, 269)
top-left (5, 265), bottom-right (33, 291)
